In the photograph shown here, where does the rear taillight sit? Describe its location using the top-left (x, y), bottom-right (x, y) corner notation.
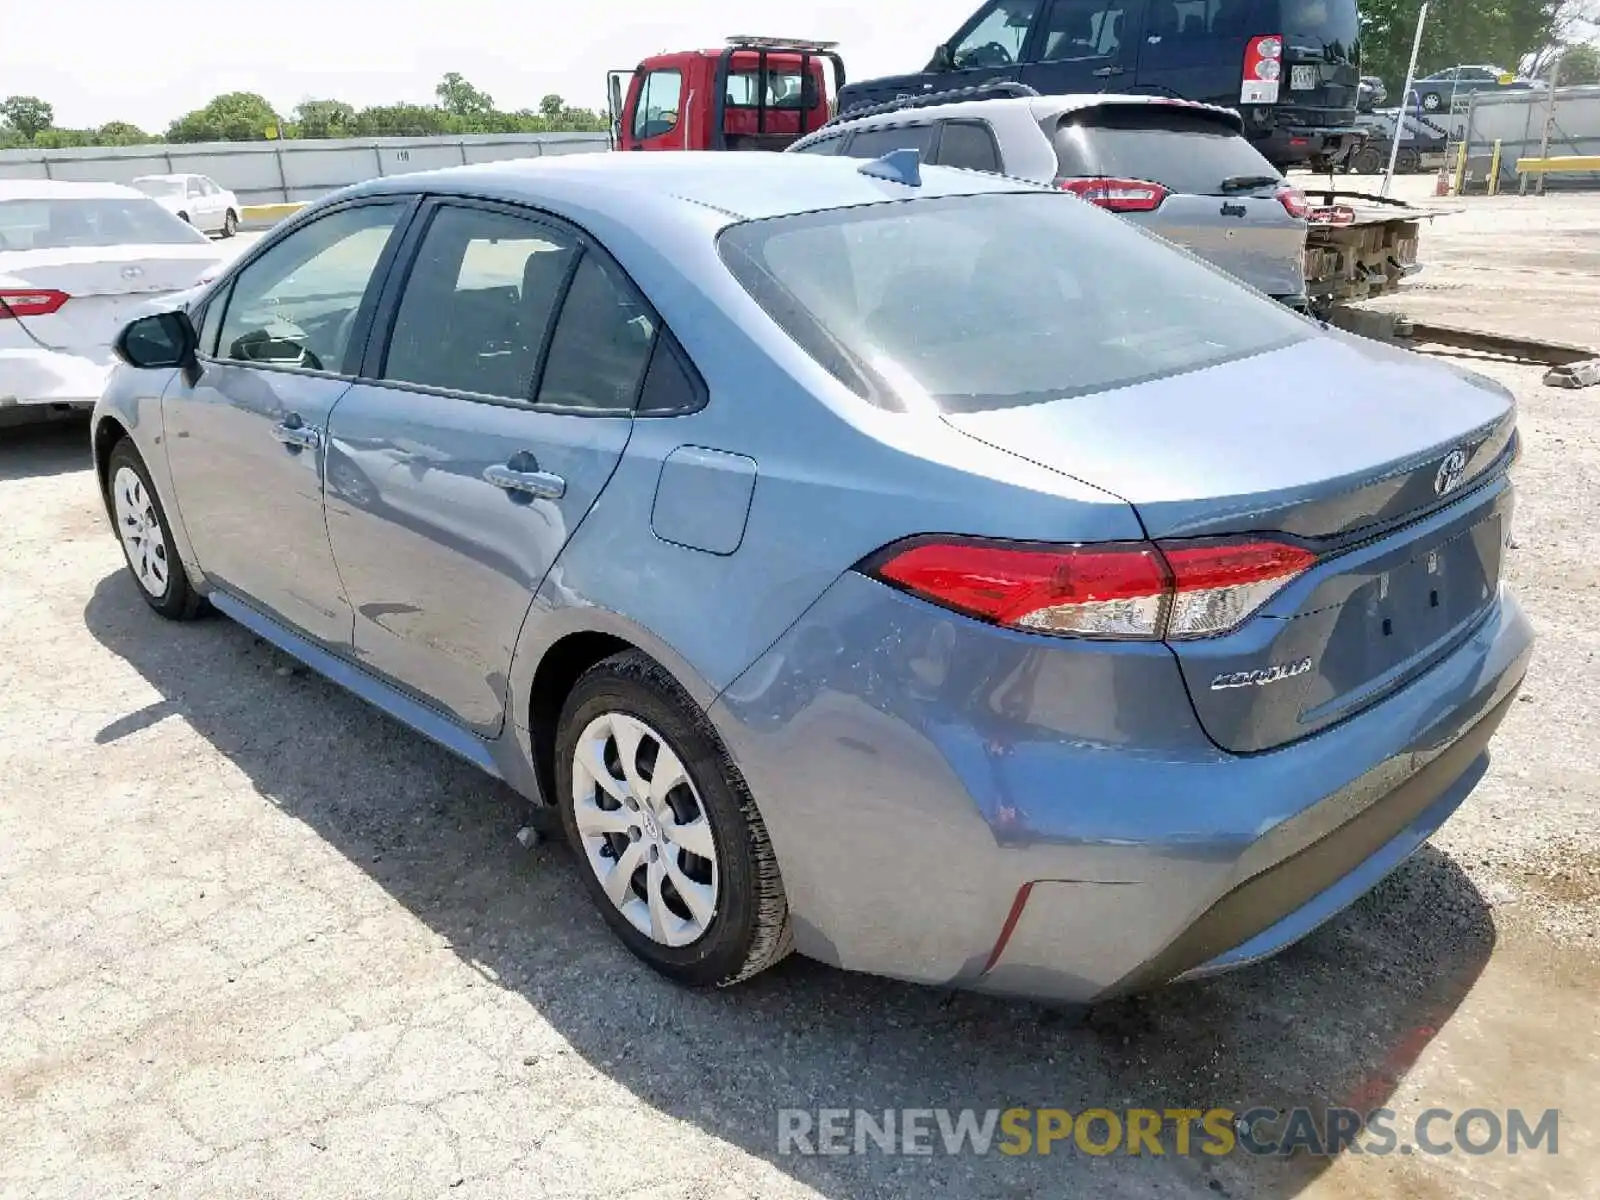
top-left (1241, 34), bottom-right (1283, 104)
top-left (1056, 177), bottom-right (1170, 213)
top-left (1277, 185), bottom-right (1309, 218)
top-left (865, 537), bottom-right (1316, 640)
top-left (0, 289), bottom-right (69, 319)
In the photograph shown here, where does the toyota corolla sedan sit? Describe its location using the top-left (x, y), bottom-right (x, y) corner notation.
top-left (94, 152), bottom-right (1532, 1005)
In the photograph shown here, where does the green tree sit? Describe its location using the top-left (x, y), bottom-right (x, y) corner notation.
top-left (435, 72), bottom-right (494, 119)
top-left (166, 91), bottom-right (281, 142)
top-left (95, 121), bottom-right (150, 146)
top-left (293, 99), bottom-right (357, 139)
top-left (0, 95), bottom-right (54, 141)
top-left (1360, 0), bottom-right (1563, 96)
top-left (352, 103), bottom-right (451, 137)
top-left (539, 93), bottom-right (564, 119)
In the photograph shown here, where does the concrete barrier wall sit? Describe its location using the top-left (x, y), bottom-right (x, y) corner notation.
top-left (1461, 85), bottom-right (1600, 191)
top-left (0, 133), bottom-right (611, 206)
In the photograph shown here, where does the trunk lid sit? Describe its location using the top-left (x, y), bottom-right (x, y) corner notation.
top-left (0, 244), bottom-right (224, 354)
top-left (1045, 102), bottom-right (1307, 297)
top-left (944, 334), bottom-right (1517, 752)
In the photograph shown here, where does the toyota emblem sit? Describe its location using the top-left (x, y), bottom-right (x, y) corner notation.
top-left (1434, 448), bottom-right (1470, 497)
top-left (120, 265), bottom-right (144, 280)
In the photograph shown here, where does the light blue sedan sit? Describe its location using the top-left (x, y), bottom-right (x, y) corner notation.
top-left (95, 151), bottom-right (1532, 1005)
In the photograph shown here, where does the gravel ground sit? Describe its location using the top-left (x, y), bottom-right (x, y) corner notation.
top-left (2, 188), bottom-right (1598, 1200)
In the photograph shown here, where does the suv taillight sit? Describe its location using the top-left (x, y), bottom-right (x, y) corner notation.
top-left (864, 537), bottom-right (1316, 640)
top-left (0, 289), bottom-right (69, 319)
top-left (1242, 34), bottom-right (1284, 104)
top-left (1056, 177), bottom-right (1170, 213)
top-left (1277, 185), bottom-right (1310, 218)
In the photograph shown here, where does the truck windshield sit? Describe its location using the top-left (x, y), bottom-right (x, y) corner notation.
top-left (718, 191), bottom-right (1308, 414)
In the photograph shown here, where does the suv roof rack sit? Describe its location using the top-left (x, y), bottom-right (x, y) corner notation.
top-left (828, 81), bottom-right (1040, 126)
top-left (725, 36), bottom-right (841, 51)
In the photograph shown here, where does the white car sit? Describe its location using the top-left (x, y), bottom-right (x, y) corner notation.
top-left (1, 179), bottom-right (229, 421)
top-left (130, 173), bottom-right (241, 238)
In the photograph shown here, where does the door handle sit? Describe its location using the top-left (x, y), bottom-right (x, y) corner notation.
top-left (484, 453), bottom-right (565, 500)
top-left (1092, 66), bottom-right (1124, 77)
top-left (272, 416), bottom-right (320, 451)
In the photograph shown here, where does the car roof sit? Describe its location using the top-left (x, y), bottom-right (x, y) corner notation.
top-left (0, 178), bottom-right (147, 201)
top-left (343, 150), bottom-right (1044, 223)
top-left (131, 173), bottom-right (193, 182)
top-left (798, 92), bottom-right (1244, 144)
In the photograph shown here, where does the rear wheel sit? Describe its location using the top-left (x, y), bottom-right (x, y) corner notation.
top-left (176, 211), bottom-right (190, 224)
top-left (555, 650), bottom-right (792, 987)
top-left (222, 209), bottom-right (238, 237)
top-left (1396, 147), bottom-right (1422, 174)
top-left (1350, 144), bottom-right (1386, 175)
top-left (1421, 91), bottom-right (1443, 112)
top-left (106, 439), bottom-right (206, 620)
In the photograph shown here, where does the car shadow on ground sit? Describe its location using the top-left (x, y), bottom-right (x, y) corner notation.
top-left (0, 416), bottom-right (90, 481)
top-left (84, 570), bottom-right (1497, 1199)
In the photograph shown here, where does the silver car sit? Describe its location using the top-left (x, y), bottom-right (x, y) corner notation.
top-left (790, 91), bottom-right (1310, 303)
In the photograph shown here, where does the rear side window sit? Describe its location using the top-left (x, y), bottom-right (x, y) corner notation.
top-left (791, 134), bottom-right (845, 155)
top-left (1050, 108), bottom-right (1278, 195)
top-left (534, 254), bottom-right (657, 413)
top-left (718, 191), bottom-right (1308, 414)
top-left (842, 124), bottom-right (937, 159)
top-left (936, 121), bottom-right (1002, 172)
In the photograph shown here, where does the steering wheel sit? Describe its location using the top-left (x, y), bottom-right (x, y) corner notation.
top-left (957, 41), bottom-right (1013, 69)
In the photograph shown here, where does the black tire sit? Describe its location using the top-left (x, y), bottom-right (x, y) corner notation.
top-left (177, 211), bottom-right (190, 224)
top-left (1421, 91), bottom-right (1442, 112)
top-left (1396, 147), bottom-right (1422, 174)
top-left (555, 649), bottom-right (792, 987)
top-left (222, 209), bottom-right (238, 237)
top-left (105, 439), bottom-right (207, 620)
top-left (1351, 145), bottom-right (1385, 175)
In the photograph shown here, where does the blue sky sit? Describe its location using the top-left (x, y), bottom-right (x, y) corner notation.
top-left (5, 0), bottom-right (984, 131)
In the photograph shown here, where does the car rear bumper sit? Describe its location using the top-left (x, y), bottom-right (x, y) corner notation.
top-left (710, 573), bottom-right (1533, 1004)
top-left (0, 346), bottom-right (116, 408)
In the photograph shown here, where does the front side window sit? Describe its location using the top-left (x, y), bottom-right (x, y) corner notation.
top-left (718, 191), bottom-right (1309, 413)
top-left (0, 197), bottom-right (207, 250)
top-left (215, 203), bottom-right (403, 373)
top-left (383, 205), bottom-right (578, 400)
top-left (951, 0), bottom-right (1043, 69)
top-left (633, 70), bottom-right (684, 140)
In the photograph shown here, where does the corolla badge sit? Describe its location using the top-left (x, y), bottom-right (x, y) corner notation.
top-left (120, 265), bottom-right (144, 280)
top-left (1434, 447), bottom-right (1470, 496)
top-left (1210, 657), bottom-right (1313, 691)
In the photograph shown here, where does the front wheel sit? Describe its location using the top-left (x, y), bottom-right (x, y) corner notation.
top-left (555, 650), bottom-right (792, 987)
top-left (222, 209), bottom-right (237, 237)
top-left (1421, 91), bottom-right (1443, 111)
top-left (1351, 145), bottom-right (1385, 175)
top-left (106, 439), bottom-right (206, 620)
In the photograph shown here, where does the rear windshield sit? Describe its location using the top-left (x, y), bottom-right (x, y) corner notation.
top-left (717, 191), bottom-right (1309, 414)
top-left (1281, 0), bottom-right (1360, 57)
top-left (1051, 109), bottom-right (1280, 195)
top-left (0, 198), bottom-right (209, 251)
top-left (726, 70), bottom-right (817, 109)
top-left (132, 178), bottom-right (185, 199)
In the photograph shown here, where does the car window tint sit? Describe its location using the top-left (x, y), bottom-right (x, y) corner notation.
top-left (634, 69), bottom-right (683, 140)
top-left (791, 134), bottom-right (844, 155)
top-left (1050, 109), bottom-right (1276, 194)
top-left (217, 203), bottom-right (403, 374)
top-left (635, 331), bottom-right (705, 415)
top-left (842, 124), bottom-right (937, 160)
top-left (936, 121), bottom-right (1002, 172)
top-left (1040, 0), bottom-right (1130, 61)
top-left (383, 205), bottom-right (577, 400)
top-left (951, 0), bottom-right (1043, 69)
top-left (535, 252), bottom-right (657, 413)
top-left (718, 191), bottom-right (1309, 414)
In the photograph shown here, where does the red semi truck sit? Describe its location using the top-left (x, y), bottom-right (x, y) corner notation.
top-left (608, 37), bottom-right (845, 152)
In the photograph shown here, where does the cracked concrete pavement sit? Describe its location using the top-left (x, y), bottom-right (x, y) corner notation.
top-left (2, 185), bottom-right (1598, 1199)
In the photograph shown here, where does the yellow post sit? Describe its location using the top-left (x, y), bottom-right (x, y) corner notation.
top-left (1488, 139), bottom-right (1503, 195)
top-left (1452, 139), bottom-right (1469, 195)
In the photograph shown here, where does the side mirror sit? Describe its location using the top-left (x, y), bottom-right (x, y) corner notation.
top-left (929, 43), bottom-right (954, 71)
top-left (114, 310), bottom-right (198, 370)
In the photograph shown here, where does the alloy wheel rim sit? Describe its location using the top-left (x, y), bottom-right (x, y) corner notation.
top-left (572, 711), bottom-right (719, 947)
top-left (112, 466), bottom-right (170, 598)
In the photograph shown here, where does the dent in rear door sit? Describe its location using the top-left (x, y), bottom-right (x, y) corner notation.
top-left (323, 200), bottom-right (653, 734)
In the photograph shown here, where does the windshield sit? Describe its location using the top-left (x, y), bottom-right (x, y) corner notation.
top-left (0, 198), bottom-right (210, 251)
top-left (718, 191), bottom-right (1310, 414)
top-left (726, 70), bottom-right (813, 109)
top-left (132, 178), bottom-right (186, 199)
top-left (1280, 0), bottom-right (1359, 60)
top-left (1051, 109), bottom-right (1279, 194)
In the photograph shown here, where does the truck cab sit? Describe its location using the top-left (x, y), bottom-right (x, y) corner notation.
top-left (611, 38), bottom-right (845, 152)
top-left (835, 0), bottom-right (1363, 170)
